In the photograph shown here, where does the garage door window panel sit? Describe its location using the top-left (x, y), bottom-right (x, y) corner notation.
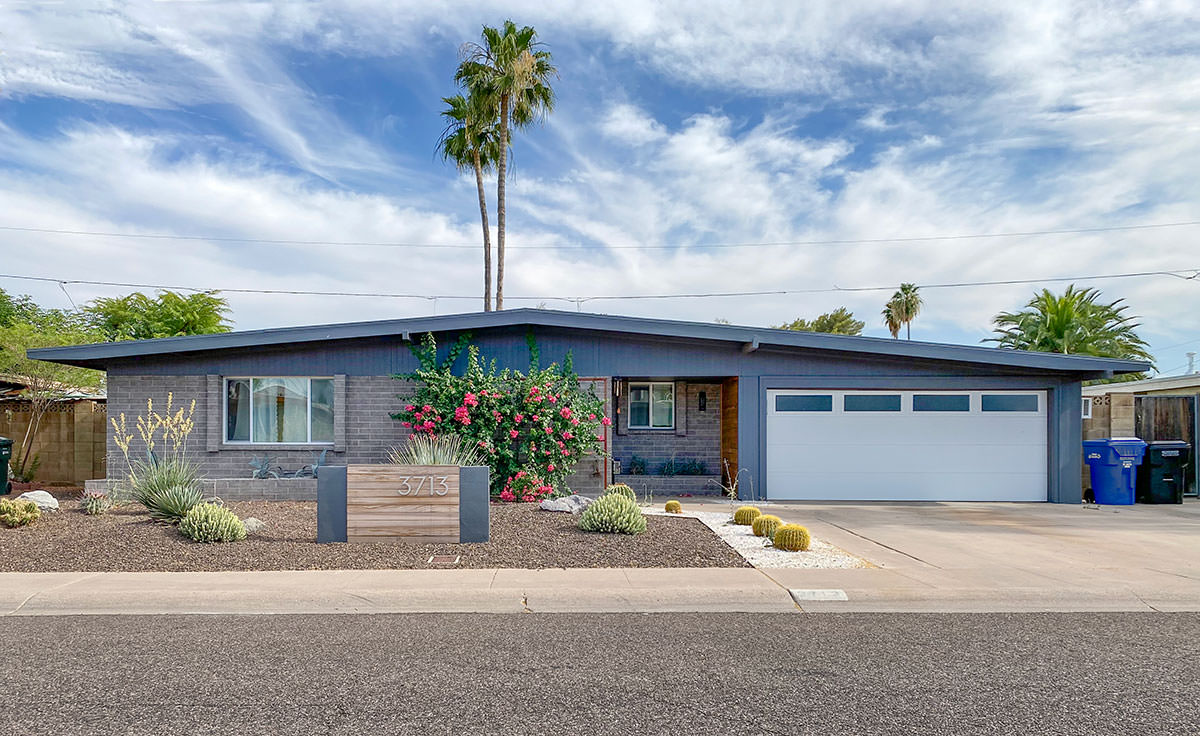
top-left (913, 394), bottom-right (971, 412)
top-left (981, 394), bottom-right (1040, 412)
top-left (844, 394), bottom-right (902, 412)
top-left (775, 395), bottom-right (833, 412)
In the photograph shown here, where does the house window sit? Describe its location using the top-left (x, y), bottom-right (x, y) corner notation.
top-left (1082, 397), bottom-right (1093, 420)
top-left (629, 382), bottom-right (674, 429)
top-left (225, 377), bottom-right (334, 444)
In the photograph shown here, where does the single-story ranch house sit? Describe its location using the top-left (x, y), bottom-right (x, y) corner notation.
top-left (31, 309), bottom-right (1146, 503)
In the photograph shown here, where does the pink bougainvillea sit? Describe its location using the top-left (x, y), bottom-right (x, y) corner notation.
top-left (392, 334), bottom-right (609, 501)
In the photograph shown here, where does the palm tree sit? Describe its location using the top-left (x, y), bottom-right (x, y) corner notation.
top-left (437, 93), bottom-right (501, 311)
top-left (986, 286), bottom-right (1154, 369)
top-left (456, 21), bottom-right (556, 310)
top-left (882, 283), bottom-right (923, 339)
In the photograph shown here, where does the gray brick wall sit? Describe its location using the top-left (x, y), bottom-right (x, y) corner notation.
top-left (613, 381), bottom-right (722, 476)
top-left (106, 374), bottom-right (416, 482)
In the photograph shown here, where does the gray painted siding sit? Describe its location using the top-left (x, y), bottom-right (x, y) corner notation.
top-left (102, 326), bottom-right (1087, 503)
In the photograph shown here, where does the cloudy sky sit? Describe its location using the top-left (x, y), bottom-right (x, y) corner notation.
top-left (1, 1), bottom-right (1199, 372)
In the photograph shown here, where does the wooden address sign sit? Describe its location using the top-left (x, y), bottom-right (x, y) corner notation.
top-left (347, 464), bottom-right (460, 544)
top-left (317, 464), bottom-right (489, 545)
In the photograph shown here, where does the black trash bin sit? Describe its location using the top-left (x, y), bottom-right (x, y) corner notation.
top-left (0, 436), bottom-right (11, 495)
top-left (1136, 440), bottom-right (1191, 504)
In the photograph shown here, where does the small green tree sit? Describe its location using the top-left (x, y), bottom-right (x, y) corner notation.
top-left (84, 290), bottom-right (231, 340)
top-left (777, 307), bottom-right (864, 335)
top-left (0, 323), bottom-right (104, 480)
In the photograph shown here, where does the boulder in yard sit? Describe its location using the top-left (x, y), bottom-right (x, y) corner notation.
top-left (243, 517), bottom-right (267, 534)
top-left (16, 490), bottom-right (58, 512)
top-left (539, 495), bottom-right (593, 513)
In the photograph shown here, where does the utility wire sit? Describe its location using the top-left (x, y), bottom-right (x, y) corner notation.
top-left (1, 218), bottom-right (1199, 251)
top-left (0, 268), bottom-right (1196, 304)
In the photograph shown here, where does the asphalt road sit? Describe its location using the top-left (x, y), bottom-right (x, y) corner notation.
top-left (2, 612), bottom-right (1196, 735)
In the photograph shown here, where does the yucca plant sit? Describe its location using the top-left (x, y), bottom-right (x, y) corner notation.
top-left (139, 483), bottom-right (203, 524)
top-left (386, 434), bottom-right (486, 466)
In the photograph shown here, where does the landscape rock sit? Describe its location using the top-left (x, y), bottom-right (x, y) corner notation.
top-left (539, 495), bottom-right (593, 514)
top-left (242, 517), bottom-right (267, 534)
top-left (15, 491), bottom-right (58, 512)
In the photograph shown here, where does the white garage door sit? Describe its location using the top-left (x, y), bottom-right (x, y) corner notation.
top-left (766, 390), bottom-right (1047, 501)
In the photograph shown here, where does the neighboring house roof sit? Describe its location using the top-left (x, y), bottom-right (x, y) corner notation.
top-left (0, 374), bottom-right (106, 401)
top-left (1082, 372), bottom-right (1200, 395)
top-left (27, 308), bottom-right (1149, 377)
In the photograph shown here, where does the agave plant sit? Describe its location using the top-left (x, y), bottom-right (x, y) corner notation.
top-left (386, 434), bottom-right (486, 466)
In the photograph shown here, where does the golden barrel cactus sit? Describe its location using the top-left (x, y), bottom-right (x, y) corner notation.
top-left (773, 524), bottom-right (811, 552)
top-left (604, 483), bottom-right (636, 501)
top-left (664, 500), bottom-right (683, 514)
top-left (732, 505), bottom-right (761, 525)
top-left (751, 514), bottom-right (782, 538)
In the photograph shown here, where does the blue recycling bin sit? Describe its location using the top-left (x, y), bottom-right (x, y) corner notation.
top-left (1083, 438), bottom-right (1147, 505)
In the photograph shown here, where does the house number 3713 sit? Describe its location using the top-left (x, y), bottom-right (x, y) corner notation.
top-left (395, 475), bottom-right (452, 496)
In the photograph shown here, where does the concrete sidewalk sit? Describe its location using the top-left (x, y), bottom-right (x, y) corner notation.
top-left (0, 568), bottom-right (800, 616)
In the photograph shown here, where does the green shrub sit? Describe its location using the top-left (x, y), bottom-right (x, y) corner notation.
top-left (579, 493), bottom-right (647, 535)
top-left (773, 524), bottom-right (811, 552)
top-left (732, 506), bottom-right (761, 525)
top-left (179, 502), bottom-right (247, 543)
top-left (80, 488), bottom-right (112, 516)
top-left (664, 499), bottom-right (683, 514)
top-left (140, 484), bottom-right (203, 524)
top-left (751, 514), bottom-right (782, 538)
top-left (627, 455), bottom-right (647, 475)
top-left (604, 483), bottom-right (636, 501)
top-left (0, 498), bottom-right (41, 527)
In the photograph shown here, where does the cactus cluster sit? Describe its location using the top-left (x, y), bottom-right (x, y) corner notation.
top-left (179, 502), bottom-right (247, 543)
top-left (0, 498), bottom-right (41, 527)
top-left (772, 524), bottom-right (811, 552)
top-left (604, 483), bottom-right (636, 501)
top-left (751, 514), bottom-right (782, 538)
top-left (664, 500), bottom-right (683, 514)
top-left (732, 506), bottom-right (761, 525)
top-left (80, 488), bottom-right (112, 516)
top-left (579, 492), bottom-right (647, 535)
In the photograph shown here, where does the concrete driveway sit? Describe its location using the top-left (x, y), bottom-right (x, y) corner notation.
top-left (700, 498), bottom-right (1200, 611)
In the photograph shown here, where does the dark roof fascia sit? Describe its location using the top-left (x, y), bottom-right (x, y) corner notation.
top-left (27, 308), bottom-right (1150, 376)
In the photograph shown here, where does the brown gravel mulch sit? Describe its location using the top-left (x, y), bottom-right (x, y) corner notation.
top-left (0, 500), bottom-right (748, 572)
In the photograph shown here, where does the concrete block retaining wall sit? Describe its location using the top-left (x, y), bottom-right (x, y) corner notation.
top-left (85, 477), bottom-right (317, 502)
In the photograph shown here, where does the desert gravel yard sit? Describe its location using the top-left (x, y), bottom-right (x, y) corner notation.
top-left (0, 500), bottom-right (748, 572)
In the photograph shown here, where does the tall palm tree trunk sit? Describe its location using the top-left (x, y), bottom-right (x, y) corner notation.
top-left (906, 321), bottom-right (910, 340)
top-left (495, 94), bottom-right (509, 310)
top-left (472, 150), bottom-right (492, 312)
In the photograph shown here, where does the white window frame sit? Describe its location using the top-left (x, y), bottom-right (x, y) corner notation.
top-left (1082, 397), bottom-right (1093, 420)
top-left (628, 381), bottom-right (675, 430)
top-left (223, 377), bottom-right (335, 445)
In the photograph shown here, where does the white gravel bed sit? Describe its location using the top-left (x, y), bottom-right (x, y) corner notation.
top-left (644, 508), bottom-right (868, 569)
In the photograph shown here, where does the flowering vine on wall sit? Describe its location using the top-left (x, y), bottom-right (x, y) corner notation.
top-left (391, 333), bottom-right (610, 502)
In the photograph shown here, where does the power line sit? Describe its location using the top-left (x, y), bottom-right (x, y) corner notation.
top-left (1, 218), bottom-right (1199, 251)
top-left (0, 267), bottom-right (1196, 304)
